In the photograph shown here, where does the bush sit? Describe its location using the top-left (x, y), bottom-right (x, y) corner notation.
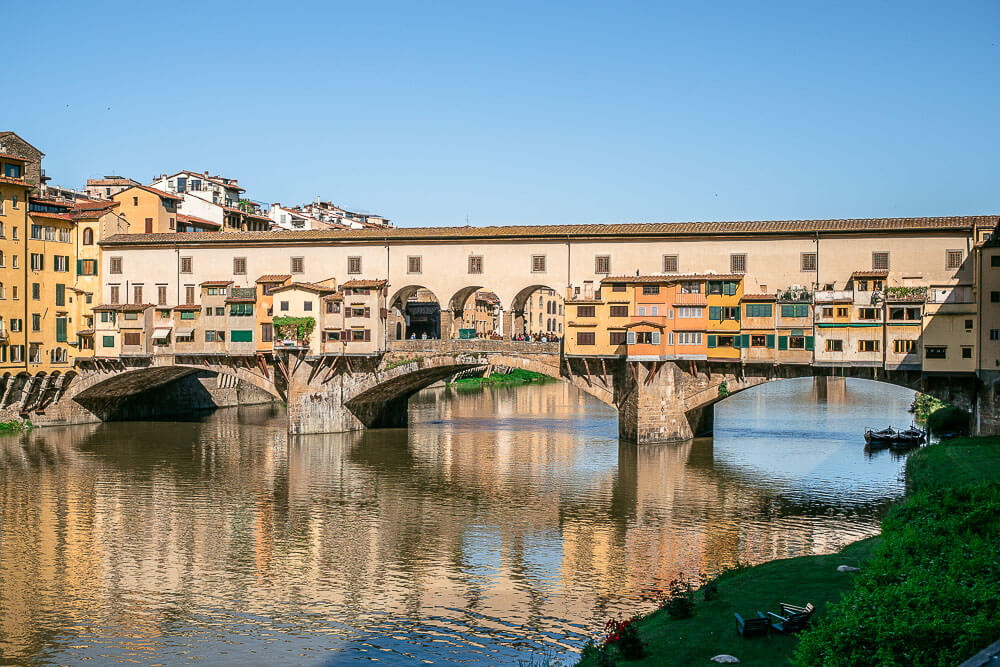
top-left (662, 578), bottom-right (696, 619)
top-left (793, 482), bottom-right (1000, 666)
top-left (927, 405), bottom-right (969, 434)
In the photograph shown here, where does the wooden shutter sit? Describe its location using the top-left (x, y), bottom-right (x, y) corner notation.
top-left (778, 335), bottom-right (788, 350)
top-left (740, 334), bottom-right (750, 348)
top-left (709, 306), bottom-right (722, 321)
top-left (805, 336), bottom-right (815, 351)
top-left (364, 329), bottom-right (371, 341)
top-left (364, 307), bottom-right (370, 318)
top-left (766, 334), bottom-right (775, 349)
top-left (651, 331), bottom-right (660, 345)
top-left (626, 331), bottom-right (636, 345)
top-left (707, 335), bottom-right (717, 348)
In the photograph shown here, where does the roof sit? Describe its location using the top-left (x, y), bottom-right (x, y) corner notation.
top-left (742, 293), bottom-right (777, 301)
top-left (178, 213), bottom-right (222, 229)
top-left (323, 293), bottom-right (344, 301)
top-left (75, 329), bottom-right (95, 336)
top-left (165, 170), bottom-right (246, 192)
top-left (0, 131), bottom-right (44, 156)
top-left (200, 280), bottom-right (233, 287)
top-left (256, 274), bottom-right (291, 283)
top-left (116, 184), bottom-right (183, 202)
top-left (623, 320), bottom-right (666, 329)
top-left (270, 281), bottom-right (337, 294)
top-left (0, 152), bottom-right (28, 162)
top-left (225, 297), bottom-right (256, 303)
top-left (852, 270), bottom-right (889, 278)
top-left (86, 177), bottom-right (138, 186)
top-left (603, 273), bottom-right (744, 284)
top-left (172, 304), bottom-right (201, 311)
top-left (28, 210), bottom-right (74, 221)
top-left (342, 279), bottom-right (387, 288)
top-left (120, 303), bottom-right (154, 312)
top-left (99, 215), bottom-right (997, 247)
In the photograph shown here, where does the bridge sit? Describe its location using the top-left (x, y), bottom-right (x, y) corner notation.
top-left (12, 339), bottom-right (980, 443)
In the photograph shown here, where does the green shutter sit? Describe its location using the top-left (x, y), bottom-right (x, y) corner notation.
top-left (778, 335), bottom-right (788, 350)
top-left (76, 259), bottom-right (83, 275)
top-left (740, 334), bottom-right (750, 348)
top-left (707, 334), bottom-right (717, 348)
top-left (230, 330), bottom-right (253, 343)
top-left (55, 284), bottom-right (65, 307)
top-left (781, 304), bottom-right (793, 318)
top-left (763, 304), bottom-right (772, 318)
top-left (797, 304), bottom-right (809, 318)
top-left (766, 334), bottom-right (775, 349)
top-left (55, 318), bottom-right (67, 342)
top-left (709, 306), bottom-right (722, 321)
top-left (805, 335), bottom-right (815, 351)
top-left (102, 335), bottom-right (115, 348)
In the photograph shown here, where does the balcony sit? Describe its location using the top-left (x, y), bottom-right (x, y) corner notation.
top-left (814, 290), bottom-right (853, 302)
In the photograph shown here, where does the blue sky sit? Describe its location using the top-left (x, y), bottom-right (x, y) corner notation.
top-left (6, 1), bottom-right (999, 227)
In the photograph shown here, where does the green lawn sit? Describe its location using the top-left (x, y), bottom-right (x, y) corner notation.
top-left (579, 436), bottom-right (1000, 666)
top-left (578, 538), bottom-right (880, 666)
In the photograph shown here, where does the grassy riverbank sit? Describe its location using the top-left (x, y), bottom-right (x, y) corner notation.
top-left (449, 369), bottom-right (552, 387)
top-left (579, 436), bottom-right (1000, 666)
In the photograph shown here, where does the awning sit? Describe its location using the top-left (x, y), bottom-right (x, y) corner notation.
top-left (175, 328), bottom-right (194, 336)
top-left (152, 328), bottom-right (172, 340)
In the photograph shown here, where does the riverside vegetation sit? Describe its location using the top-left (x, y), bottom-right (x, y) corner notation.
top-left (579, 435), bottom-right (1000, 666)
top-left (448, 368), bottom-right (552, 387)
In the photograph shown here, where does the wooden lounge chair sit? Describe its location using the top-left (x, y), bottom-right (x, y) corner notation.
top-left (767, 602), bottom-right (815, 633)
top-left (734, 612), bottom-right (771, 637)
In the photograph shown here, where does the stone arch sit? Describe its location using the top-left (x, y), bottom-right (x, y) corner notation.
top-left (508, 283), bottom-right (565, 338)
top-left (342, 351), bottom-right (614, 428)
top-left (446, 286), bottom-right (504, 339)
top-left (389, 284), bottom-right (442, 340)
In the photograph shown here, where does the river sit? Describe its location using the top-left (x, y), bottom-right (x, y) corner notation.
top-left (0, 377), bottom-right (916, 665)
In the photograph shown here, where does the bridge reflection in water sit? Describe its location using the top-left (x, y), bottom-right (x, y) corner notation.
top-left (0, 377), bottom-right (913, 664)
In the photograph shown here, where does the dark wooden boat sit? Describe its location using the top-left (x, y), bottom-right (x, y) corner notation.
top-left (864, 427), bottom-right (897, 446)
top-left (891, 426), bottom-right (926, 448)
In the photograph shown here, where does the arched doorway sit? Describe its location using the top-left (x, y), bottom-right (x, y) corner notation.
top-left (509, 284), bottom-right (565, 339)
top-left (447, 286), bottom-right (503, 339)
top-left (389, 285), bottom-right (442, 340)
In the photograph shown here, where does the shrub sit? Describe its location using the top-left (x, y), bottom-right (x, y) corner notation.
top-left (927, 405), bottom-right (969, 434)
top-left (662, 578), bottom-right (696, 619)
top-left (793, 482), bottom-right (1000, 666)
top-left (602, 616), bottom-right (644, 660)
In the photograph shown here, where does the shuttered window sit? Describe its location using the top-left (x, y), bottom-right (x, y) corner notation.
top-left (230, 330), bottom-right (253, 343)
top-left (291, 257), bottom-right (305, 274)
top-left (577, 331), bottom-right (595, 345)
top-left (609, 331), bottom-right (627, 345)
top-left (609, 305), bottom-right (628, 317)
top-left (662, 255), bottom-right (678, 273)
top-left (468, 255), bottom-right (483, 274)
top-left (531, 255), bottom-right (546, 273)
top-left (348, 256), bottom-right (361, 274)
top-left (872, 252), bottom-right (889, 270)
top-left (123, 332), bottom-right (140, 346)
top-left (180, 257), bottom-right (192, 273)
top-left (801, 253), bottom-right (816, 271)
top-left (407, 256), bottom-right (422, 274)
top-left (595, 256), bottom-right (610, 274)
top-left (730, 254), bottom-right (746, 273)
top-left (234, 257), bottom-right (247, 274)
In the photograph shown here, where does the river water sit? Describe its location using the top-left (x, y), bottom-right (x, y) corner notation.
top-left (0, 377), bottom-right (916, 665)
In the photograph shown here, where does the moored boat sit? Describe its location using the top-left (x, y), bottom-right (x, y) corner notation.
top-left (864, 427), bottom-right (897, 447)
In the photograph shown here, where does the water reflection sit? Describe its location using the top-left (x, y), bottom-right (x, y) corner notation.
top-left (0, 377), bottom-right (913, 664)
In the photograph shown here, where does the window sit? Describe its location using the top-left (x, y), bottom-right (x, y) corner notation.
top-left (102, 335), bottom-right (115, 348)
top-left (184, 285), bottom-right (195, 303)
top-left (346, 256), bottom-right (362, 274)
top-left (642, 285), bottom-right (660, 295)
top-left (825, 339), bottom-right (843, 352)
top-left (291, 257), bottom-right (304, 274)
top-left (595, 255), bottom-right (610, 274)
top-left (120, 332), bottom-right (140, 347)
top-left (679, 281), bottom-right (701, 294)
top-left (801, 252), bottom-right (816, 272)
top-left (925, 346), bottom-right (947, 359)
top-left (663, 255), bottom-right (678, 273)
top-left (991, 330), bottom-right (1000, 341)
top-left (133, 285), bottom-right (143, 303)
top-left (261, 323), bottom-right (274, 343)
top-left (59, 228), bottom-right (71, 243)
top-left (531, 255), bottom-right (546, 273)
top-left (55, 284), bottom-right (65, 307)
top-left (781, 304), bottom-right (809, 318)
top-left (576, 331), bottom-right (595, 346)
top-left (836, 306), bottom-right (849, 318)
top-left (468, 255), bottom-right (483, 274)
top-left (992, 256), bottom-right (1000, 268)
top-left (180, 257), bottom-right (192, 273)
top-left (677, 307), bottom-right (702, 318)
top-left (730, 254), bottom-right (746, 274)
top-left (12, 255), bottom-right (17, 268)
top-left (946, 250), bottom-right (963, 270)
top-left (110, 256), bottom-right (122, 274)
top-left (609, 305), bottom-right (628, 317)
top-left (745, 303), bottom-right (772, 318)
top-left (157, 285), bottom-right (167, 306)
top-left (81, 227), bottom-right (94, 245)
top-left (303, 302), bottom-right (313, 312)
top-left (233, 257), bottom-right (247, 274)
top-left (788, 335), bottom-right (806, 349)
top-left (872, 251), bottom-right (889, 271)
top-left (230, 330), bottom-right (253, 343)
top-left (31, 283), bottom-right (39, 300)
top-left (30, 224), bottom-right (42, 240)
top-left (32, 314), bottom-right (40, 331)
top-left (407, 256), bottom-right (422, 274)
top-left (962, 347), bottom-right (973, 359)
top-left (857, 307), bottom-right (878, 320)
top-left (714, 335), bottom-right (736, 348)
top-left (858, 339), bottom-right (880, 352)
top-left (576, 305), bottom-right (596, 318)
top-left (124, 312), bottom-right (138, 321)
top-left (280, 300), bottom-right (289, 312)
top-left (677, 332), bottom-right (702, 345)
top-left (633, 331), bottom-right (656, 344)
top-left (610, 283), bottom-right (626, 292)
top-left (54, 256), bottom-right (69, 272)
top-left (708, 280), bottom-right (740, 296)
top-left (964, 319), bottom-right (974, 330)
top-left (30, 254), bottom-right (43, 271)
top-left (180, 310), bottom-right (195, 320)
top-left (110, 285), bottom-right (120, 304)
top-left (610, 331), bottom-right (627, 345)
top-left (892, 339), bottom-right (917, 354)
top-left (230, 303), bottom-right (254, 316)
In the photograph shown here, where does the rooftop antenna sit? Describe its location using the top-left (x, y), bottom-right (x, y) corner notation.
top-left (465, 214), bottom-right (470, 226)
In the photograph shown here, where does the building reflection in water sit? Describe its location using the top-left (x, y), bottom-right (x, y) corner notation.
top-left (0, 377), bottom-right (912, 664)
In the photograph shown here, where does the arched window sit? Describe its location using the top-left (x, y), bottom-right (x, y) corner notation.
top-left (82, 227), bottom-right (94, 245)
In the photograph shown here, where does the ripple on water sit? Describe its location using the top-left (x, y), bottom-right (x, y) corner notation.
top-left (0, 377), bottom-right (913, 665)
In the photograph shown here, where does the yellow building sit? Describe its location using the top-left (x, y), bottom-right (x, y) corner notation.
top-left (26, 199), bottom-right (79, 371)
top-left (112, 185), bottom-right (182, 233)
top-left (0, 152), bottom-right (31, 371)
top-left (705, 275), bottom-right (743, 361)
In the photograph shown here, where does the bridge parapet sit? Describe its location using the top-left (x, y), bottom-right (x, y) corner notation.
top-left (387, 339), bottom-right (560, 356)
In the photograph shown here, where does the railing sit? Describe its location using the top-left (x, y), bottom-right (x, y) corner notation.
top-left (389, 339), bottom-right (561, 355)
top-left (814, 290), bottom-right (853, 302)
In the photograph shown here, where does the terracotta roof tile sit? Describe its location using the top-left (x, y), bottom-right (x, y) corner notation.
top-left (623, 320), bottom-right (667, 329)
top-left (742, 293), bottom-right (777, 301)
top-left (118, 184), bottom-right (183, 202)
top-left (99, 216), bottom-right (997, 247)
top-left (256, 274), bottom-right (291, 283)
top-left (852, 270), bottom-right (889, 278)
top-left (603, 273), bottom-right (743, 284)
top-left (29, 210), bottom-right (74, 221)
top-left (0, 175), bottom-right (29, 187)
top-left (342, 279), bottom-right (387, 288)
top-left (178, 213), bottom-right (222, 229)
top-left (270, 281), bottom-right (336, 294)
top-left (199, 280), bottom-right (233, 287)
top-left (172, 304), bottom-right (202, 311)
